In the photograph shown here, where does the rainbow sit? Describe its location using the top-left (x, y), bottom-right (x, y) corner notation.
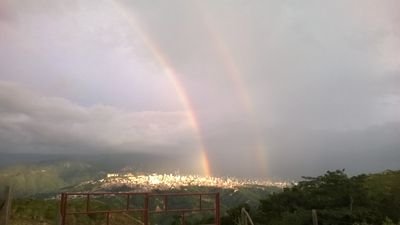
top-left (110, 1), bottom-right (211, 176)
top-left (210, 29), bottom-right (268, 175)
top-left (197, 7), bottom-right (269, 175)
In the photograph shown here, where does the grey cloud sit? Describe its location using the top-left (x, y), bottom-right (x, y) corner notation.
top-left (195, 117), bottom-right (400, 179)
top-left (0, 81), bottom-right (194, 154)
top-left (261, 124), bottom-right (400, 179)
top-left (0, 0), bottom-right (182, 111)
top-left (116, 0), bottom-right (400, 129)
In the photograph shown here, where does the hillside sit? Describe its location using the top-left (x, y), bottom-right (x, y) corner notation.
top-left (0, 156), bottom-right (283, 225)
top-left (0, 152), bottom-right (196, 197)
top-left (0, 161), bottom-right (102, 197)
top-left (2, 156), bottom-right (399, 225)
top-left (248, 169), bottom-right (400, 225)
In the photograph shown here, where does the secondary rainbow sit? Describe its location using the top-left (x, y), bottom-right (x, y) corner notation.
top-left (197, 5), bottom-right (269, 175)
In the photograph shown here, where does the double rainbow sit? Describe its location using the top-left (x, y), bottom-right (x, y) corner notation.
top-left (111, 0), bottom-right (267, 176)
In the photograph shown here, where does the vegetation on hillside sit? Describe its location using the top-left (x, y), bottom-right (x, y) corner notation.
top-left (6, 184), bottom-right (278, 225)
top-left (3, 167), bottom-right (400, 225)
top-left (0, 161), bottom-right (102, 197)
top-left (222, 170), bottom-right (400, 225)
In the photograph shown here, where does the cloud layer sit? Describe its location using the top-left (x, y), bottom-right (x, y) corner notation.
top-left (0, 81), bottom-right (194, 154)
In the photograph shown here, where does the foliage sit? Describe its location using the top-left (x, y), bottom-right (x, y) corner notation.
top-left (221, 203), bottom-right (251, 225)
top-left (5, 159), bottom-right (399, 225)
top-left (10, 199), bottom-right (58, 225)
top-left (253, 169), bottom-right (400, 225)
top-left (7, 185), bottom-right (278, 225)
top-left (0, 161), bottom-right (102, 197)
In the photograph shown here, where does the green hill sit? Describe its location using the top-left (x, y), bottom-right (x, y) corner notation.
top-left (0, 161), bottom-right (103, 197)
top-left (251, 169), bottom-right (400, 225)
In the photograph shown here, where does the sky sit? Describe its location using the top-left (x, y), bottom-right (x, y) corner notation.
top-left (0, 0), bottom-right (399, 179)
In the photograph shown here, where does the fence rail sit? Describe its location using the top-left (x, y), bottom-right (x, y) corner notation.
top-left (60, 191), bottom-right (220, 225)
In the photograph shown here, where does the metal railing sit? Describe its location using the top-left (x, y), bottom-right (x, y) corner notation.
top-left (238, 208), bottom-right (255, 225)
top-left (60, 192), bottom-right (220, 225)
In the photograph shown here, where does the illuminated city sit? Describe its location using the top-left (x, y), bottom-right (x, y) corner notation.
top-left (92, 173), bottom-right (292, 191)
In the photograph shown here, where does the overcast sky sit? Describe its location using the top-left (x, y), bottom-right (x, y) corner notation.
top-left (0, 0), bottom-right (399, 179)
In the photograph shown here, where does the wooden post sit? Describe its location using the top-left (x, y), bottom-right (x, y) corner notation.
top-left (312, 209), bottom-right (318, 225)
top-left (143, 193), bottom-right (149, 225)
top-left (215, 193), bottom-right (220, 225)
top-left (0, 186), bottom-right (12, 225)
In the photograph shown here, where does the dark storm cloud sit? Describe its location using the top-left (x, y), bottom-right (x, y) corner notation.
top-left (262, 124), bottom-right (400, 178)
top-left (196, 118), bottom-right (400, 179)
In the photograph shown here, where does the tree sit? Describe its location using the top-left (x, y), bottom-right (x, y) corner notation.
top-left (221, 203), bottom-right (251, 225)
top-left (256, 170), bottom-right (383, 225)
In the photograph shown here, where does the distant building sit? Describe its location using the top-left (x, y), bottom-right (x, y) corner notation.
top-left (107, 173), bottom-right (119, 178)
